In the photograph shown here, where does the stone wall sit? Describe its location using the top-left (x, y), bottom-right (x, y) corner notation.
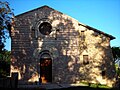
top-left (11, 6), bottom-right (116, 87)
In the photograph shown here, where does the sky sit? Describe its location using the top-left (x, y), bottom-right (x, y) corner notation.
top-left (3, 0), bottom-right (120, 51)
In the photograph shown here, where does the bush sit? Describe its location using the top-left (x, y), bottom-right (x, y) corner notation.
top-left (0, 61), bottom-right (10, 77)
top-left (0, 51), bottom-right (11, 78)
top-left (115, 64), bottom-right (120, 77)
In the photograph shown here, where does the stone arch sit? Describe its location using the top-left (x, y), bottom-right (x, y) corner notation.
top-left (39, 50), bottom-right (52, 59)
top-left (33, 45), bottom-right (59, 59)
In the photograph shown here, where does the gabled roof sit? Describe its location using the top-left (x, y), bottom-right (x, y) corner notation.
top-left (15, 5), bottom-right (61, 17)
top-left (15, 5), bottom-right (115, 40)
top-left (78, 23), bottom-right (115, 40)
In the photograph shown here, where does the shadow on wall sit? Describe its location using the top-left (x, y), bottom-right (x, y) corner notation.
top-left (35, 14), bottom-right (82, 84)
top-left (11, 6), bottom-right (116, 86)
top-left (90, 32), bottom-right (116, 86)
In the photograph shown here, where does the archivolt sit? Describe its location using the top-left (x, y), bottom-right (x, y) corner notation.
top-left (33, 45), bottom-right (59, 59)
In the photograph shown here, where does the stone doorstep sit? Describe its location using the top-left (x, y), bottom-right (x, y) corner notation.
top-left (18, 83), bottom-right (87, 89)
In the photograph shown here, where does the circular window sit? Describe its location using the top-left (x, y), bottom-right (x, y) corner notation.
top-left (39, 22), bottom-right (52, 35)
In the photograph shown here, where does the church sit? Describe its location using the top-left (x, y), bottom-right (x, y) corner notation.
top-left (11, 5), bottom-right (116, 87)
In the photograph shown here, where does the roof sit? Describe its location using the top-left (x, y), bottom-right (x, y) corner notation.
top-left (15, 5), bottom-right (61, 17)
top-left (15, 5), bottom-right (115, 40)
top-left (78, 23), bottom-right (115, 40)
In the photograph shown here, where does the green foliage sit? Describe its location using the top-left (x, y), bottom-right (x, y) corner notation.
top-left (0, 1), bottom-right (14, 51)
top-left (80, 82), bottom-right (111, 89)
top-left (90, 83), bottom-right (110, 89)
top-left (0, 50), bottom-right (11, 77)
top-left (0, 1), bottom-right (12, 77)
top-left (115, 64), bottom-right (120, 77)
top-left (111, 46), bottom-right (120, 63)
top-left (0, 50), bottom-right (11, 62)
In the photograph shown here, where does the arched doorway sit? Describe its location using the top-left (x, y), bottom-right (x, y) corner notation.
top-left (39, 51), bottom-right (52, 83)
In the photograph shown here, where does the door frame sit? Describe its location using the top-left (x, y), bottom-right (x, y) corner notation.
top-left (39, 51), bottom-right (52, 83)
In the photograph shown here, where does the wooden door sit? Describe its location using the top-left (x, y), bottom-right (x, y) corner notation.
top-left (40, 58), bottom-right (52, 83)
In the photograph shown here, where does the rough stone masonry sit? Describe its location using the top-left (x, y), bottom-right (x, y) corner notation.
top-left (11, 5), bottom-right (116, 87)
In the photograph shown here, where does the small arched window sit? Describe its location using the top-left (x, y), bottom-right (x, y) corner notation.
top-left (39, 22), bottom-right (52, 35)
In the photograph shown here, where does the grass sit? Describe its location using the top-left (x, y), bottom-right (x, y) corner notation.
top-left (80, 82), bottom-right (111, 89)
top-left (90, 83), bottom-right (110, 89)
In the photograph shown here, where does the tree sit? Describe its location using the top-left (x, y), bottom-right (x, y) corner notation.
top-left (111, 46), bottom-right (120, 64)
top-left (0, 1), bottom-right (14, 52)
top-left (0, 1), bottom-right (13, 77)
top-left (0, 50), bottom-right (11, 77)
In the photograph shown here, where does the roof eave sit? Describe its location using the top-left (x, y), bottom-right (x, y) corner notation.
top-left (78, 23), bottom-right (116, 40)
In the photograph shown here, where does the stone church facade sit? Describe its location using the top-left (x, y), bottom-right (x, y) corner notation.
top-left (11, 6), bottom-right (116, 87)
